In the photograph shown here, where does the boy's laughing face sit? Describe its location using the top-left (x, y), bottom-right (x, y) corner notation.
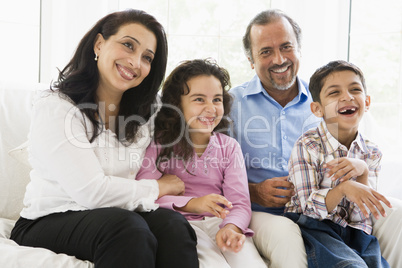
top-left (311, 70), bottom-right (371, 139)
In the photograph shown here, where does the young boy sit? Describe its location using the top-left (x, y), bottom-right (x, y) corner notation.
top-left (284, 60), bottom-right (392, 268)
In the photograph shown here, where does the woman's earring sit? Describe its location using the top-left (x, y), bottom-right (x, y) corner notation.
top-left (94, 53), bottom-right (98, 61)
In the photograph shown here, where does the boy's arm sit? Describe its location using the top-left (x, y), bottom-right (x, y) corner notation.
top-left (325, 180), bottom-right (391, 219)
top-left (324, 158), bottom-right (369, 185)
top-left (324, 141), bottom-right (382, 190)
top-left (288, 140), bottom-right (337, 219)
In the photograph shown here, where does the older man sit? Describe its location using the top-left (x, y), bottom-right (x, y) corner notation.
top-left (230, 9), bottom-right (402, 268)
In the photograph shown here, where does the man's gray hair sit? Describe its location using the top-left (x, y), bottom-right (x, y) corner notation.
top-left (243, 9), bottom-right (302, 63)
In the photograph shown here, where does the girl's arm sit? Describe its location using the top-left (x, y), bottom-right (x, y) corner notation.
top-left (176, 193), bottom-right (232, 218)
top-left (216, 223), bottom-right (246, 253)
top-left (219, 138), bottom-right (253, 236)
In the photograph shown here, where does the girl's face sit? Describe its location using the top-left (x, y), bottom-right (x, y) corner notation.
top-left (180, 75), bottom-right (224, 141)
top-left (94, 23), bottom-right (157, 97)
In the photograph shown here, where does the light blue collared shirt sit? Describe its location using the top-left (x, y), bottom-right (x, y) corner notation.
top-left (229, 75), bottom-right (321, 214)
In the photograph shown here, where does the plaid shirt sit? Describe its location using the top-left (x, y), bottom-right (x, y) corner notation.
top-left (285, 121), bottom-right (382, 234)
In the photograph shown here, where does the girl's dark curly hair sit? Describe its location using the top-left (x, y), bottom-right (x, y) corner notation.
top-left (53, 9), bottom-right (168, 144)
top-left (155, 58), bottom-right (232, 167)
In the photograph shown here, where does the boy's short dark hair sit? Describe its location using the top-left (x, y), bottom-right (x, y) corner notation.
top-left (309, 60), bottom-right (367, 103)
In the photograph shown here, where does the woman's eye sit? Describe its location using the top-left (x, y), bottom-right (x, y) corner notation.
top-left (144, 55), bottom-right (153, 63)
top-left (213, 98), bottom-right (223, 102)
top-left (123, 42), bottom-right (133, 50)
top-left (194, 98), bottom-right (203, 102)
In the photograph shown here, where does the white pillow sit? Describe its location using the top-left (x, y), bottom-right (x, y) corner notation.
top-left (8, 141), bottom-right (31, 168)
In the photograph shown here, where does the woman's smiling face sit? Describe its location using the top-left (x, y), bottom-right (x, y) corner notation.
top-left (94, 23), bottom-right (157, 96)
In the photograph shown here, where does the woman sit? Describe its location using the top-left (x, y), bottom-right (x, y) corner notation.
top-left (11, 9), bottom-right (198, 268)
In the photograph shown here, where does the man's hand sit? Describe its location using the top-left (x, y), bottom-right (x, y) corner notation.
top-left (324, 157), bottom-right (369, 183)
top-left (249, 176), bottom-right (295, 207)
top-left (178, 194), bottom-right (233, 219)
top-left (216, 224), bottom-right (246, 253)
top-left (157, 174), bottom-right (185, 198)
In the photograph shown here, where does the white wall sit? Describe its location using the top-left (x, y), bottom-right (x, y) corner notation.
top-left (0, 0), bottom-right (40, 83)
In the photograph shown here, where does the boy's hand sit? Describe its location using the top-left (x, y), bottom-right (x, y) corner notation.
top-left (216, 224), bottom-right (246, 253)
top-left (180, 194), bottom-right (233, 219)
top-left (341, 180), bottom-right (392, 219)
top-left (324, 158), bottom-right (368, 182)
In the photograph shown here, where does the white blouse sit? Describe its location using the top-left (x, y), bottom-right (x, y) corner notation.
top-left (21, 91), bottom-right (159, 220)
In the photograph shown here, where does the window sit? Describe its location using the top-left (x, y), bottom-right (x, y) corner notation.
top-left (37, 0), bottom-right (351, 87)
top-left (348, 0), bottom-right (402, 195)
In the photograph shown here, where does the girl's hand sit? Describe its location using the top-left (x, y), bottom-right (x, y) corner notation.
top-left (324, 157), bottom-right (368, 183)
top-left (216, 224), bottom-right (245, 253)
top-left (180, 194), bottom-right (233, 219)
top-left (157, 174), bottom-right (185, 198)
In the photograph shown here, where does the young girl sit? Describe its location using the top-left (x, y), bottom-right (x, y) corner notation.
top-left (136, 59), bottom-right (266, 268)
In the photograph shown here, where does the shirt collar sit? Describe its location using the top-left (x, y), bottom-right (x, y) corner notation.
top-left (241, 75), bottom-right (264, 97)
top-left (242, 75), bottom-right (309, 104)
top-left (353, 132), bottom-right (369, 153)
top-left (318, 121), bottom-right (368, 154)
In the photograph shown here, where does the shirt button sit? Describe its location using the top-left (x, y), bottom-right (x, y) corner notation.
top-left (283, 135), bottom-right (288, 140)
top-left (282, 111), bottom-right (286, 115)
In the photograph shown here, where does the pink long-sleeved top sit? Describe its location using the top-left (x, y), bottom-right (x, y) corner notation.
top-left (136, 133), bottom-right (253, 236)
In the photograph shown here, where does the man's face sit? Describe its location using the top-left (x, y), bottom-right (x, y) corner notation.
top-left (249, 17), bottom-right (301, 93)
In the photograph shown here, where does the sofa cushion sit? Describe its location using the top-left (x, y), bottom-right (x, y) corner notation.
top-left (8, 141), bottom-right (31, 168)
top-left (0, 81), bottom-right (49, 220)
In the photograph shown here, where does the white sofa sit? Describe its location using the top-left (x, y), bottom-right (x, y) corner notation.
top-left (1, 81), bottom-right (401, 267)
top-left (0, 81), bottom-right (93, 267)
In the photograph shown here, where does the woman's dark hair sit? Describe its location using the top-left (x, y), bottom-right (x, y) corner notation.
top-left (309, 60), bottom-right (367, 103)
top-left (155, 58), bottom-right (232, 167)
top-left (53, 9), bottom-right (168, 144)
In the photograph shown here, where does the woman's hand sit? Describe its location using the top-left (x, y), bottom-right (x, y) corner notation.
top-left (157, 174), bottom-right (185, 198)
top-left (216, 224), bottom-right (245, 253)
top-left (179, 194), bottom-right (233, 219)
